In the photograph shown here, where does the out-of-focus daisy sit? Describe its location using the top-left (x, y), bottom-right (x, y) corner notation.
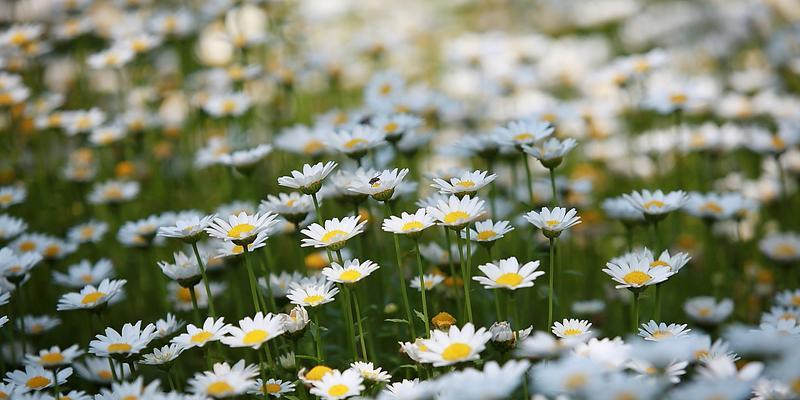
top-left (410, 273), bottom-right (445, 291)
top-left (88, 321), bottom-right (157, 358)
top-left (776, 289), bottom-right (800, 308)
top-left (623, 190), bottom-right (688, 221)
top-left (87, 46), bottom-right (134, 69)
top-left (158, 214), bottom-right (215, 243)
top-left (426, 195), bottom-right (486, 230)
top-left (431, 170), bottom-right (497, 198)
top-left (275, 125), bottom-right (328, 158)
top-left (4, 365), bottom-right (72, 391)
top-left (140, 343), bottom-right (185, 366)
top-left (350, 361), bottom-right (391, 383)
top-left (347, 168), bottom-right (409, 201)
top-left (418, 323), bottom-right (492, 366)
top-left (327, 125), bottom-right (386, 159)
top-left (602, 196), bottom-right (645, 224)
top-left (287, 282), bottom-right (339, 307)
top-left (250, 378), bottom-right (296, 398)
top-left (0, 186), bottom-right (25, 209)
top-left (382, 208), bottom-right (436, 238)
top-left (684, 192), bottom-right (754, 221)
top-left (170, 282), bottom-right (225, 312)
top-left (278, 161), bottom-right (338, 195)
top-left (87, 180), bottom-right (139, 205)
top-left (523, 137), bottom-right (578, 169)
top-left (309, 368), bottom-right (365, 399)
top-left (94, 376), bottom-right (162, 400)
top-left (56, 278), bottom-right (126, 311)
top-left (206, 212), bottom-right (279, 245)
top-left (19, 315), bottom-right (61, 335)
top-left (371, 113), bottom-right (422, 143)
top-left (638, 321), bottom-right (691, 341)
top-left (0, 247), bottom-right (42, 282)
top-left (220, 144), bottom-right (273, 173)
top-left (0, 214), bottom-right (26, 241)
top-left (524, 207), bottom-right (581, 238)
top-left (462, 220), bottom-right (514, 245)
top-left (495, 119), bottom-right (554, 148)
top-left (551, 319), bottom-right (593, 340)
top-left (73, 357), bottom-right (130, 384)
top-left (158, 251), bottom-right (201, 287)
top-left (154, 313), bottom-right (184, 339)
top-left (67, 220), bottom-right (108, 244)
top-left (474, 257), bottom-right (544, 290)
top-left (300, 216), bottom-right (367, 250)
top-left (260, 193), bottom-right (314, 224)
top-left (189, 360), bottom-right (259, 398)
top-left (89, 124), bottom-right (127, 147)
top-left (760, 232), bottom-right (800, 263)
top-left (684, 297), bottom-right (734, 326)
top-left (202, 92), bottom-right (251, 117)
top-left (25, 345), bottom-right (83, 369)
top-left (322, 259), bottom-right (380, 284)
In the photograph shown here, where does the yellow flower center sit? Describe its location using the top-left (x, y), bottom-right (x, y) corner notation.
top-left (305, 252), bottom-right (328, 270)
top-left (328, 384), bottom-right (349, 397)
top-left (221, 100), bottom-right (236, 113)
top-left (775, 243), bottom-right (797, 257)
top-left (80, 226), bottom-right (95, 238)
top-left (383, 122), bottom-right (398, 133)
top-left (305, 365), bottom-right (333, 381)
top-left (697, 307), bottom-right (712, 317)
top-left (443, 211), bottom-right (469, 225)
top-left (343, 138), bottom-right (366, 149)
top-left (545, 220), bottom-right (560, 227)
top-left (791, 296), bottom-right (800, 306)
top-left (773, 136), bottom-right (786, 150)
top-left (177, 287), bottom-right (193, 302)
top-left (227, 223), bottom-right (255, 239)
top-left (701, 202), bottom-right (723, 214)
top-left (18, 241), bottom-right (36, 252)
top-left (0, 391), bottom-right (6, 399)
top-left (191, 331), bottom-right (213, 344)
top-left (379, 83), bottom-right (392, 95)
top-left (476, 230), bottom-right (496, 241)
top-left (320, 230), bottom-right (347, 243)
top-left (642, 200), bottom-right (665, 209)
top-left (303, 295), bottom-right (325, 305)
top-left (40, 352), bottom-right (65, 364)
top-left (243, 329), bottom-right (269, 345)
top-left (10, 32), bottom-right (27, 46)
top-left (339, 269), bottom-right (362, 282)
top-left (651, 330), bottom-right (672, 339)
top-left (30, 324), bottom-right (43, 334)
top-left (790, 378), bottom-right (800, 394)
top-left (207, 381), bottom-right (234, 396)
top-left (623, 271), bottom-right (651, 286)
top-left (105, 187), bottom-right (123, 199)
top-left (562, 328), bottom-right (583, 336)
top-left (266, 383), bottom-right (282, 393)
top-left (513, 133), bottom-right (533, 142)
top-left (615, 392), bottom-right (637, 400)
top-left (565, 373), bottom-right (587, 390)
top-left (107, 343), bottom-right (132, 353)
top-left (441, 342), bottom-right (472, 362)
top-left (26, 376), bottom-right (50, 389)
top-left (303, 140), bottom-right (324, 155)
top-left (495, 272), bottom-right (523, 287)
top-left (670, 93), bottom-right (687, 104)
top-left (633, 59), bottom-right (650, 73)
top-left (98, 370), bottom-right (113, 380)
top-left (456, 180), bottom-right (475, 188)
top-left (81, 291), bottom-right (106, 305)
top-left (649, 260), bottom-right (670, 269)
top-left (401, 221), bottom-right (424, 232)
top-left (44, 245), bottom-right (60, 258)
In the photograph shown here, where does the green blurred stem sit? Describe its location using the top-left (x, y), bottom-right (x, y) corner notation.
top-left (191, 242), bottom-right (216, 318)
top-left (386, 202), bottom-right (416, 340)
top-left (414, 241), bottom-right (431, 336)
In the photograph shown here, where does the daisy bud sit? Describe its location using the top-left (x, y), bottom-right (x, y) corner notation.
top-left (281, 305), bottom-right (310, 338)
top-left (431, 312), bottom-right (456, 331)
top-left (490, 321), bottom-right (516, 352)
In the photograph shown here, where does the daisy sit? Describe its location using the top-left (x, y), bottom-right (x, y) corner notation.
top-left (382, 208), bottom-right (436, 238)
top-left (350, 361), bottom-right (391, 383)
top-left (73, 357), bottom-right (130, 384)
top-left (760, 232), bottom-right (800, 263)
top-left (94, 377), bottom-right (162, 400)
top-left (189, 360), bottom-right (259, 398)
top-left (322, 259), bottom-right (380, 284)
top-left (19, 315), bottom-right (61, 335)
top-left (431, 170), bottom-right (497, 198)
top-left (140, 343), bottom-right (185, 366)
top-left (327, 125), bottom-right (386, 159)
top-left (775, 289), bottom-right (800, 308)
top-left (281, 305), bottom-right (310, 336)
top-left (172, 317), bottom-right (231, 349)
top-left (300, 216), bottom-right (367, 250)
top-left (67, 220), bottom-right (108, 244)
top-left (299, 365), bottom-right (336, 385)
top-left (4, 365), bottom-right (72, 391)
top-left (684, 297), bottom-right (734, 325)
top-left (56, 278), bottom-right (126, 311)
top-left (551, 319), bottom-right (593, 340)
top-left (170, 282), bottom-right (226, 312)
top-left (260, 193), bottom-right (314, 224)
top-left (648, 249), bottom-right (691, 274)
top-left (0, 247), bottom-right (42, 281)
top-left (287, 282), bottom-right (339, 307)
top-left (0, 214), bottom-right (26, 241)
top-left (89, 124), bottom-right (127, 147)
top-left (275, 125), bottom-right (328, 158)
top-left (158, 251), bottom-right (201, 287)
top-left (206, 212), bottom-right (279, 245)
top-left (158, 214), bottom-right (215, 243)
top-left (220, 144), bottom-right (273, 173)
top-left (474, 257), bottom-right (544, 290)
top-left (309, 368), bottom-right (365, 400)
top-left (154, 313), bottom-right (185, 339)
top-left (623, 189), bottom-right (688, 220)
top-left (250, 378), bottom-right (296, 398)
top-left (437, 360), bottom-right (531, 399)
top-left (88, 321), bottom-right (157, 358)
top-left (380, 379), bottom-right (433, 400)
top-left (87, 46), bottom-right (134, 69)
top-left (601, 196), bottom-right (645, 223)
top-left (221, 312), bottom-right (285, 349)
top-left (462, 220), bottom-right (514, 244)
top-left (410, 273), bottom-right (445, 291)
top-left (684, 192), bottom-right (753, 221)
top-left (202, 92), bottom-right (251, 117)
top-left (418, 323), bottom-right (492, 366)
top-left (638, 321), bottom-right (691, 341)
top-left (87, 180), bottom-right (139, 205)
top-left (371, 113), bottom-right (422, 142)
top-left (278, 161), bottom-right (338, 195)
top-left (524, 207), bottom-right (581, 238)
top-left (25, 345), bottom-right (83, 369)
top-left (495, 119), bottom-right (554, 148)
top-left (0, 186), bottom-right (25, 209)
top-left (523, 137), bottom-right (578, 169)
top-left (603, 256), bottom-right (672, 290)
top-left (347, 168), bottom-right (410, 201)
top-left (426, 195), bottom-right (486, 230)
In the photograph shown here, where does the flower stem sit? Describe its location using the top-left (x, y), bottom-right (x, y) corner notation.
top-left (242, 245), bottom-right (263, 313)
top-left (340, 285), bottom-right (358, 361)
top-left (654, 283), bottom-right (662, 322)
top-left (108, 358), bottom-right (119, 382)
top-left (455, 229), bottom-right (473, 323)
top-left (549, 168), bottom-right (558, 207)
top-left (523, 155), bottom-right (534, 205)
top-left (189, 285), bottom-right (202, 325)
top-left (313, 310), bottom-right (323, 363)
top-left (52, 368), bottom-right (60, 398)
top-left (386, 202), bottom-right (416, 340)
top-left (548, 238), bottom-right (556, 328)
top-left (414, 241), bottom-right (431, 336)
top-left (257, 349), bottom-right (269, 400)
top-left (352, 289), bottom-right (369, 360)
top-left (632, 291), bottom-right (641, 333)
top-left (494, 290), bottom-right (503, 322)
top-left (443, 227), bottom-right (462, 319)
top-left (191, 242), bottom-right (216, 318)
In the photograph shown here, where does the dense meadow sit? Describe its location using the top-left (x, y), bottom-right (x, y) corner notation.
top-left (1, 0), bottom-right (800, 399)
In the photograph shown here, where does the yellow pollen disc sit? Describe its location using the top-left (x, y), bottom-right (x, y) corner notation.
top-left (772, 136), bottom-right (786, 150)
top-left (80, 226), bottom-right (95, 238)
top-left (701, 202), bottom-right (723, 213)
top-left (328, 384), bottom-right (349, 397)
top-left (792, 296), bottom-right (800, 306)
top-left (339, 269), bottom-right (362, 282)
top-left (98, 370), bottom-right (113, 380)
top-left (513, 133), bottom-right (534, 142)
top-left (191, 331), bottom-right (213, 344)
top-left (221, 100), bottom-right (236, 113)
top-left (496, 272), bottom-right (524, 287)
top-left (633, 59), bottom-right (650, 73)
top-left (383, 122), bottom-right (398, 133)
top-left (476, 230), bottom-right (496, 241)
top-left (321, 230), bottom-right (347, 243)
top-left (177, 287), bottom-right (193, 302)
top-left (303, 295), bottom-right (324, 305)
top-left (207, 381), bottom-right (234, 396)
top-left (697, 307), bottom-right (712, 317)
top-left (0, 392), bottom-right (6, 399)
top-left (121, 396), bottom-right (137, 400)
top-left (441, 342), bottom-right (472, 362)
top-left (790, 378), bottom-right (800, 394)
top-left (265, 383), bottom-right (281, 393)
top-left (19, 241), bottom-right (36, 252)
top-left (227, 223), bottom-right (255, 239)
top-left (0, 93), bottom-right (11, 105)
top-left (651, 330), bottom-right (672, 339)
top-left (303, 140), bottom-right (324, 155)
top-left (562, 328), bottom-right (583, 336)
top-left (107, 343), bottom-right (132, 353)
top-left (642, 200), bottom-right (665, 209)
top-left (81, 291), bottom-right (106, 305)
top-left (456, 180), bottom-right (475, 188)
top-left (30, 324), bottom-right (43, 334)
top-left (545, 220), bottom-right (559, 226)
top-left (443, 211), bottom-right (469, 225)
top-left (343, 138), bottom-right (366, 149)
top-left (305, 253), bottom-right (328, 270)
top-left (40, 352), bottom-right (64, 364)
top-left (615, 392), bottom-right (637, 400)
top-left (305, 365), bottom-right (333, 381)
top-left (670, 93), bottom-right (687, 104)
top-left (44, 245), bottom-right (60, 257)
top-left (26, 376), bottom-right (50, 389)
top-left (401, 221), bottom-right (424, 232)
top-left (334, 113), bottom-right (348, 125)
top-left (243, 329), bottom-right (268, 345)
top-left (232, 245), bottom-right (244, 254)
top-left (649, 260), bottom-right (670, 269)
top-left (565, 373), bottom-right (587, 390)
top-left (10, 33), bottom-right (27, 45)
top-left (623, 271), bottom-right (651, 286)
top-left (379, 83), bottom-right (392, 95)
top-left (775, 243), bottom-right (797, 257)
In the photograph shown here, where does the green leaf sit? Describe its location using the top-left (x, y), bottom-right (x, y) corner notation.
top-left (414, 310), bottom-right (427, 323)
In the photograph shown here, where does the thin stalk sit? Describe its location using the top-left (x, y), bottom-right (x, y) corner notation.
top-left (523, 156), bottom-right (534, 205)
top-left (386, 202), bottom-right (416, 340)
top-left (414, 241), bottom-right (431, 336)
top-left (548, 238), bottom-right (556, 328)
top-left (352, 290), bottom-right (368, 360)
top-left (549, 168), bottom-right (558, 207)
top-left (189, 286), bottom-right (202, 325)
top-left (51, 368), bottom-right (60, 398)
top-left (108, 358), bottom-right (119, 382)
top-left (340, 285), bottom-right (358, 361)
top-left (654, 283), bottom-right (663, 322)
top-left (191, 242), bottom-right (216, 318)
top-left (632, 291), bottom-right (641, 333)
top-left (257, 350), bottom-right (269, 400)
top-left (455, 229), bottom-right (473, 323)
top-left (242, 245), bottom-right (263, 313)
top-left (465, 225), bottom-right (474, 323)
top-left (509, 291), bottom-right (520, 327)
top-left (264, 343), bottom-right (276, 373)
top-left (494, 290), bottom-right (503, 322)
top-left (313, 309), bottom-right (323, 363)
top-left (443, 227), bottom-right (462, 319)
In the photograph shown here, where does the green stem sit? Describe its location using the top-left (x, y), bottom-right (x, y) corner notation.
top-left (257, 350), bottom-right (269, 400)
top-left (51, 368), bottom-right (60, 398)
top-left (455, 229), bottom-right (473, 323)
top-left (548, 238), bottom-right (556, 328)
top-left (352, 289), bottom-right (368, 360)
top-left (264, 343), bottom-right (276, 373)
top-left (191, 242), bottom-right (216, 318)
top-left (549, 168), bottom-right (558, 207)
top-left (523, 155), bottom-right (534, 205)
top-left (414, 241), bottom-right (431, 336)
top-left (386, 202), bottom-right (416, 340)
top-left (189, 285), bottom-right (202, 325)
top-left (313, 309), bottom-right (323, 363)
top-left (242, 245), bottom-right (263, 314)
top-left (654, 283), bottom-right (662, 322)
top-left (444, 227), bottom-right (462, 319)
top-left (108, 358), bottom-right (119, 382)
top-left (465, 225), bottom-right (474, 323)
top-left (494, 290), bottom-right (503, 322)
top-left (632, 291), bottom-right (641, 333)
top-left (510, 291), bottom-right (520, 327)
top-left (340, 285), bottom-right (358, 361)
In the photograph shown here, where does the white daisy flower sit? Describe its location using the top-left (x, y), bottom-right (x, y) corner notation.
top-left (684, 192), bottom-right (754, 221)
top-left (603, 255), bottom-right (672, 290)
top-left (221, 312), bottom-right (286, 349)
top-left (382, 208), bottom-right (436, 238)
top-left (551, 319), bottom-right (593, 340)
top-left (87, 46), bottom-right (134, 69)
top-left (67, 220), bottom-right (108, 244)
top-left (56, 278), bottom-right (126, 311)
top-left (169, 282), bottom-right (225, 312)
top-left (250, 378), bottom-right (296, 397)
top-left (0, 186), bottom-right (25, 209)
top-left (94, 377), bottom-right (161, 400)
top-left (277, 161), bottom-right (338, 195)
top-left (202, 92), bottom-right (251, 117)
top-left (495, 119), bottom-right (554, 147)
top-left (648, 249), bottom-right (691, 274)
top-left (322, 259), bottom-right (380, 284)
top-left (326, 124), bottom-right (386, 158)
top-left (638, 321), bottom-right (691, 341)
top-left (418, 323), bottom-right (493, 366)
top-left (140, 343), bottom-right (185, 366)
top-left (431, 170), bottom-right (497, 197)
top-left (158, 251), bottom-right (201, 286)
top-left (623, 189), bottom-right (688, 219)
top-left (601, 196), bottom-right (645, 223)
top-left (4, 365), bottom-right (72, 391)
top-left (158, 214), bottom-right (215, 243)
top-left (347, 168), bottom-right (410, 201)
top-left (760, 232), bottom-right (800, 263)
top-left (154, 313), bottom-right (185, 339)
top-left (0, 247), bottom-right (42, 280)
top-left (350, 361), bottom-right (391, 383)
top-left (300, 216), bottom-right (367, 250)
top-left (18, 315), bottom-right (61, 335)
top-left (462, 219), bottom-right (514, 243)
top-left (275, 125), bottom-right (328, 157)
top-left (426, 195), bottom-right (486, 229)
top-left (87, 180), bottom-right (139, 205)
top-left (287, 282), bottom-right (339, 307)
top-left (371, 113), bottom-right (422, 142)
top-left (473, 257), bottom-right (544, 290)
top-left (524, 207), bottom-right (581, 238)
top-left (220, 144), bottom-right (273, 172)
top-left (309, 368), bottom-right (365, 400)
top-left (172, 317), bottom-right (231, 349)
top-left (0, 214), bottom-right (26, 240)
top-left (280, 305), bottom-right (310, 335)
top-left (522, 137), bottom-right (578, 169)
top-left (206, 212), bottom-right (279, 245)
top-left (73, 357), bottom-right (130, 384)
top-left (88, 321), bottom-right (157, 358)
top-left (379, 378), bottom-right (433, 400)
top-left (260, 193), bottom-right (314, 224)
top-left (188, 360), bottom-right (259, 398)
top-left (25, 344), bottom-right (83, 368)
top-left (684, 297), bottom-right (734, 325)
top-left (410, 273), bottom-right (445, 291)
